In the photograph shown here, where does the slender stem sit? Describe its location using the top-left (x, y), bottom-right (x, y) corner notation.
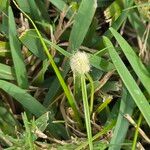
top-left (74, 73), bottom-right (81, 101)
top-left (13, 0), bottom-right (82, 126)
top-left (76, 120), bottom-right (115, 150)
top-left (86, 73), bottom-right (94, 114)
top-left (81, 74), bottom-right (93, 150)
top-left (132, 114), bottom-right (142, 150)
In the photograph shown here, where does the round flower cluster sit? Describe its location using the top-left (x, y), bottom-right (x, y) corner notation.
top-left (70, 51), bottom-right (90, 75)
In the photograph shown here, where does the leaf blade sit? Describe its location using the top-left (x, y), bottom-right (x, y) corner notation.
top-left (108, 88), bottom-right (135, 150)
top-left (69, 0), bottom-right (97, 51)
top-left (0, 79), bottom-right (68, 139)
top-left (0, 63), bottom-right (15, 80)
top-left (103, 36), bottom-right (150, 127)
top-left (110, 27), bottom-right (150, 95)
top-left (8, 6), bottom-right (28, 88)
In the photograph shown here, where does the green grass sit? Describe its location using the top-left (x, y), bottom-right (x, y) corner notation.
top-left (0, 0), bottom-right (150, 149)
top-left (81, 74), bottom-right (93, 149)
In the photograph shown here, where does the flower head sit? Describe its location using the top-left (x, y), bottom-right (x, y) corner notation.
top-left (70, 51), bottom-right (90, 75)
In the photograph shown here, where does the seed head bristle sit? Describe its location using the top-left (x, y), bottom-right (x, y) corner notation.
top-left (70, 51), bottom-right (90, 74)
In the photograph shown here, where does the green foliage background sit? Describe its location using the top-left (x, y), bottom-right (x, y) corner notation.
top-left (0, 0), bottom-right (150, 149)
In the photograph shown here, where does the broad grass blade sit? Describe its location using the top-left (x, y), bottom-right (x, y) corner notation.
top-left (110, 27), bottom-right (150, 95)
top-left (103, 36), bottom-right (150, 127)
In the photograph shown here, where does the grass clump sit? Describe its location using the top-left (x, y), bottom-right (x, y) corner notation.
top-left (0, 0), bottom-right (150, 149)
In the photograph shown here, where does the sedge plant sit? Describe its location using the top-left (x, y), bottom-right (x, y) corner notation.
top-left (70, 51), bottom-right (93, 150)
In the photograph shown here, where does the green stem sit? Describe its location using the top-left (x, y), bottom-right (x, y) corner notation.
top-left (81, 74), bottom-right (93, 150)
top-left (76, 120), bottom-right (115, 150)
top-left (13, 0), bottom-right (82, 126)
top-left (86, 73), bottom-right (94, 114)
top-left (132, 114), bottom-right (142, 150)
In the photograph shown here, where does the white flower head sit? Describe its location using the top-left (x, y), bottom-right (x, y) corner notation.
top-left (70, 51), bottom-right (90, 75)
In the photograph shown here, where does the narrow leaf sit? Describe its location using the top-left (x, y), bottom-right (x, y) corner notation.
top-left (109, 88), bottom-right (135, 150)
top-left (0, 79), bottom-right (68, 139)
top-left (103, 36), bottom-right (150, 127)
top-left (110, 27), bottom-right (150, 95)
top-left (0, 63), bottom-right (15, 80)
top-left (8, 6), bottom-right (28, 88)
top-left (69, 0), bottom-right (97, 51)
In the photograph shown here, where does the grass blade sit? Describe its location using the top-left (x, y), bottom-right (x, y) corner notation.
top-left (8, 6), bottom-right (28, 89)
top-left (109, 27), bottom-right (150, 95)
top-left (0, 79), bottom-right (46, 116)
top-left (96, 95), bottom-right (113, 114)
top-left (22, 112), bottom-right (36, 150)
top-left (15, 0), bottom-right (30, 13)
top-left (69, 0), bottom-right (97, 51)
top-left (89, 54), bottom-right (114, 71)
top-left (19, 29), bottom-right (46, 60)
top-left (81, 74), bottom-right (93, 150)
top-left (103, 36), bottom-right (150, 127)
top-left (19, 29), bottom-right (71, 59)
top-left (0, 79), bottom-right (68, 138)
top-left (0, 63), bottom-right (15, 80)
top-left (108, 88), bottom-right (135, 150)
top-left (132, 114), bottom-right (142, 150)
